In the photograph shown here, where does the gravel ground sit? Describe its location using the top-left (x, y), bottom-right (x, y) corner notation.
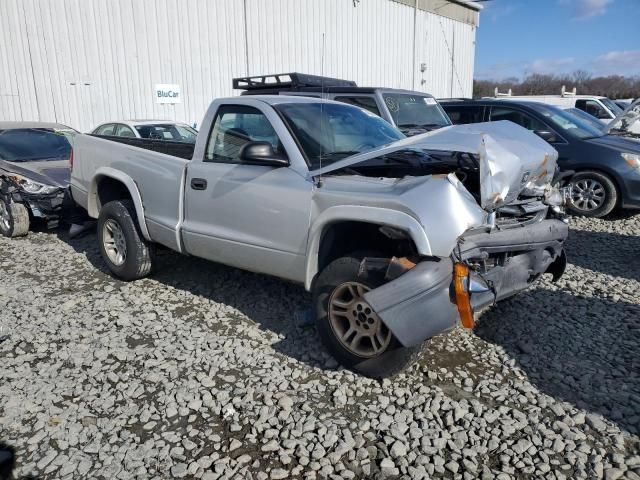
top-left (0, 214), bottom-right (639, 480)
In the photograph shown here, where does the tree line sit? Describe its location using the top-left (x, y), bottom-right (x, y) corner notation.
top-left (473, 71), bottom-right (640, 100)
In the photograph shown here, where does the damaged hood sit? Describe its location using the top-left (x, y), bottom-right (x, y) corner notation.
top-left (606, 98), bottom-right (640, 137)
top-left (0, 158), bottom-right (70, 188)
top-left (310, 121), bottom-right (558, 210)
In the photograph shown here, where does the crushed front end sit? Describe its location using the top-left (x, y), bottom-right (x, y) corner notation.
top-left (363, 206), bottom-right (569, 348)
top-left (0, 175), bottom-right (67, 229)
top-left (322, 121), bottom-right (571, 348)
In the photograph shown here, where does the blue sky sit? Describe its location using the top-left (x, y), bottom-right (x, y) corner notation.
top-left (474, 0), bottom-right (640, 80)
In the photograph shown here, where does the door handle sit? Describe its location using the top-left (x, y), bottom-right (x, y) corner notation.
top-left (190, 178), bottom-right (207, 190)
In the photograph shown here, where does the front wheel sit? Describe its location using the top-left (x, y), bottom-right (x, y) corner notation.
top-left (0, 197), bottom-right (29, 238)
top-left (97, 200), bottom-right (154, 281)
top-left (569, 171), bottom-right (618, 217)
top-left (313, 255), bottom-right (423, 379)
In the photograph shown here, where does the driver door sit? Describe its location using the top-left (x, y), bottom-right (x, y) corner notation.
top-left (181, 103), bottom-right (313, 282)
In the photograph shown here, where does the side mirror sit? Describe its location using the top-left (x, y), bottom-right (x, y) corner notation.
top-left (534, 130), bottom-right (558, 143)
top-left (239, 141), bottom-right (289, 167)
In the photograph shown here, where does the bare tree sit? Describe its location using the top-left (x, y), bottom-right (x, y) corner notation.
top-left (572, 70), bottom-right (592, 86)
top-left (473, 73), bottom-right (640, 99)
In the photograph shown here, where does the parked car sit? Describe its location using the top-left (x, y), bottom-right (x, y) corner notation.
top-left (91, 120), bottom-right (197, 143)
top-left (487, 87), bottom-right (624, 124)
top-left (614, 99), bottom-right (633, 110)
top-left (0, 122), bottom-right (77, 237)
top-left (441, 99), bottom-right (640, 217)
top-left (234, 73), bottom-right (452, 136)
top-left (606, 98), bottom-right (640, 141)
top-left (563, 107), bottom-right (606, 132)
top-left (71, 95), bottom-right (568, 378)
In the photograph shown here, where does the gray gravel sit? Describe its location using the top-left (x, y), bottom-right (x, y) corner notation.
top-left (1, 214), bottom-right (639, 479)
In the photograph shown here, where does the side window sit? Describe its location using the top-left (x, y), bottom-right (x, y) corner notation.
top-left (333, 96), bottom-right (381, 117)
top-left (95, 124), bottom-right (115, 135)
top-left (115, 124), bottom-right (136, 138)
top-left (205, 105), bottom-right (282, 163)
top-left (442, 105), bottom-right (484, 124)
top-left (489, 107), bottom-right (546, 131)
top-left (575, 100), bottom-right (610, 120)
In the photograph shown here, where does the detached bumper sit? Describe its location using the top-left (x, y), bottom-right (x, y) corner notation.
top-left (364, 219), bottom-right (569, 347)
top-left (364, 258), bottom-right (458, 348)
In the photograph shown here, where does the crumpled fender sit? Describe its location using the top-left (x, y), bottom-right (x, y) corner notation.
top-left (363, 258), bottom-right (458, 347)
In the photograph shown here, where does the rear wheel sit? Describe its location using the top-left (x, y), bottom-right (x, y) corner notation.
top-left (313, 254), bottom-right (423, 379)
top-left (569, 171), bottom-right (617, 217)
top-left (0, 198), bottom-right (29, 238)
top-left (97, 200), bottom-right (154, 280)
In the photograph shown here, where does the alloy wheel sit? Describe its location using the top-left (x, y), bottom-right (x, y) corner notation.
top-left (0, 201), bottom-right (10, 231)
top-left (571, 178), bottom-right (605, 212)
top-left (328, 281), bottom-right (392, 358)
top-left (102, 219), bottom-right (127, 266)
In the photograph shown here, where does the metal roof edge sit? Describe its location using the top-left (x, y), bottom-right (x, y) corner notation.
top-left (390, 0), bottom-right (481, 26)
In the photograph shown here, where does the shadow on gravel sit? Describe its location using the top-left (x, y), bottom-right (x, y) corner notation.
top-left (475, 288), bottom-right (640, 435)
top-left (568, 229), bottom-right (640, 282)
top-left (56, 230), bottom-right (333, 372)
top-left (0, 442), bottom-right (15, 480)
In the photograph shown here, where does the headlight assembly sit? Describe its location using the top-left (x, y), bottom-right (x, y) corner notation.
top-left (10, 175), bottom-right (59, 195)
top-left (622, 152), bottom-right (640, 171)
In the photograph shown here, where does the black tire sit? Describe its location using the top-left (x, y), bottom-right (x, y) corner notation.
top-left (0, 198), bottom-right (29, 238)
top-left (313, 254), bottom-right (424, 379)
top-left (97, 200), bottom-right (154, 281)
top-left (569, 170), bottom-right (618, 218)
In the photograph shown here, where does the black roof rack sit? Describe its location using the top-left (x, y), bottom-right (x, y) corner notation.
top-left (232, 73), bottom-right (357, 91)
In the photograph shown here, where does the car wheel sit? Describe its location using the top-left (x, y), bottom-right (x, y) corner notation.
top-left (97, 199), bottom-right (154, 281)
top-left (313, 254), bottom-right (423, 379)
top-left (569, 171), bottom-right (618, 218)
top-left (0, 198), bottom-right (29, 238)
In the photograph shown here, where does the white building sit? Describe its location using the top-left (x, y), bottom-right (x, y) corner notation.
top-left (0, 0), bottom-right (480, 132)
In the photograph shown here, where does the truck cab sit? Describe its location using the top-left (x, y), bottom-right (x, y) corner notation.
top-left (234, 73), bottom-right (452, 136)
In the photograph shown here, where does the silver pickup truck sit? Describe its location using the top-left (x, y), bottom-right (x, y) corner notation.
top-left (71, 95), bottom-right (569, 378)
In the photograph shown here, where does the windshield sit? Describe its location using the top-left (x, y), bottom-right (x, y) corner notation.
top-left (0, 128), bottom-right (75, 162)
top-left (276, 102), bottom-right (405, 169)
top-left (534, 104), bottom-right (604, 139)
top-left (564, 108), bottom-right (605, 132)
top-left (135, 123), bottom-right (198, 142)
top-left (600, 97), bottom-right (624, 116)
top-left (382, 93), bottom-right (451, 129)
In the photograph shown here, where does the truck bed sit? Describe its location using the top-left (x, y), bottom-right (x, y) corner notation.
top-left (89, 134), bottom-right (195, 160)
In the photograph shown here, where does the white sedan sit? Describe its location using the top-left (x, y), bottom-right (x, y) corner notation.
top-left (91, 120), bottom-right (197, 143)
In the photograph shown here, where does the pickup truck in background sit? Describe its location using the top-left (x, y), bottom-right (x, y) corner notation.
top-left (70, 95), bottom-right (569, 378)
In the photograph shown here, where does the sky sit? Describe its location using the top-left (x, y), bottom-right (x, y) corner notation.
top-left (474, 0), bottom-right (640, 80)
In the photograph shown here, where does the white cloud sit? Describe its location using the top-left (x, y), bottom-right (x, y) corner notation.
top-left (475, 60), bottom-right (524, 80)
top-left (590, 50), bottom-right (640, 76)
top-left (475, 58), bottom-right (577, 81)
top-left (559, 0), bottom-right (614, 20)
top-left (483, 2), bottom-right (517, 22)
top-left (526, 57), bottom-right (576, 75)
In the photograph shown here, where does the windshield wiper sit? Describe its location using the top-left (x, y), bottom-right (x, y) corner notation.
top-left (319, 151), bottom-right (361, 161)
top-left (609, 128), bottom-right (639, 138)
top-left (398, 123), bottom-right (442, 129)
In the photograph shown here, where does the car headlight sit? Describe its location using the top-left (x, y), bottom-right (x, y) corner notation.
top-left (622, 152), bottom-right (640, 171)
top-left (10, 175), bottom-right (59, 195)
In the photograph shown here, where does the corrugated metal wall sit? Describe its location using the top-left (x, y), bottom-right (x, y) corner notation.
top-left (0, 0), bottom-right (476, 132)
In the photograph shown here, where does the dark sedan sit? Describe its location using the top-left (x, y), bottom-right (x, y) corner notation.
top-left (441, 100), bottom-right (640, 217)
top-left (0, 122), bottom-right (77, 237)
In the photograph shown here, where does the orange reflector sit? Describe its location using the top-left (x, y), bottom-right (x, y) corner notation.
top-left (453, 263), bottom-right (475, 329)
